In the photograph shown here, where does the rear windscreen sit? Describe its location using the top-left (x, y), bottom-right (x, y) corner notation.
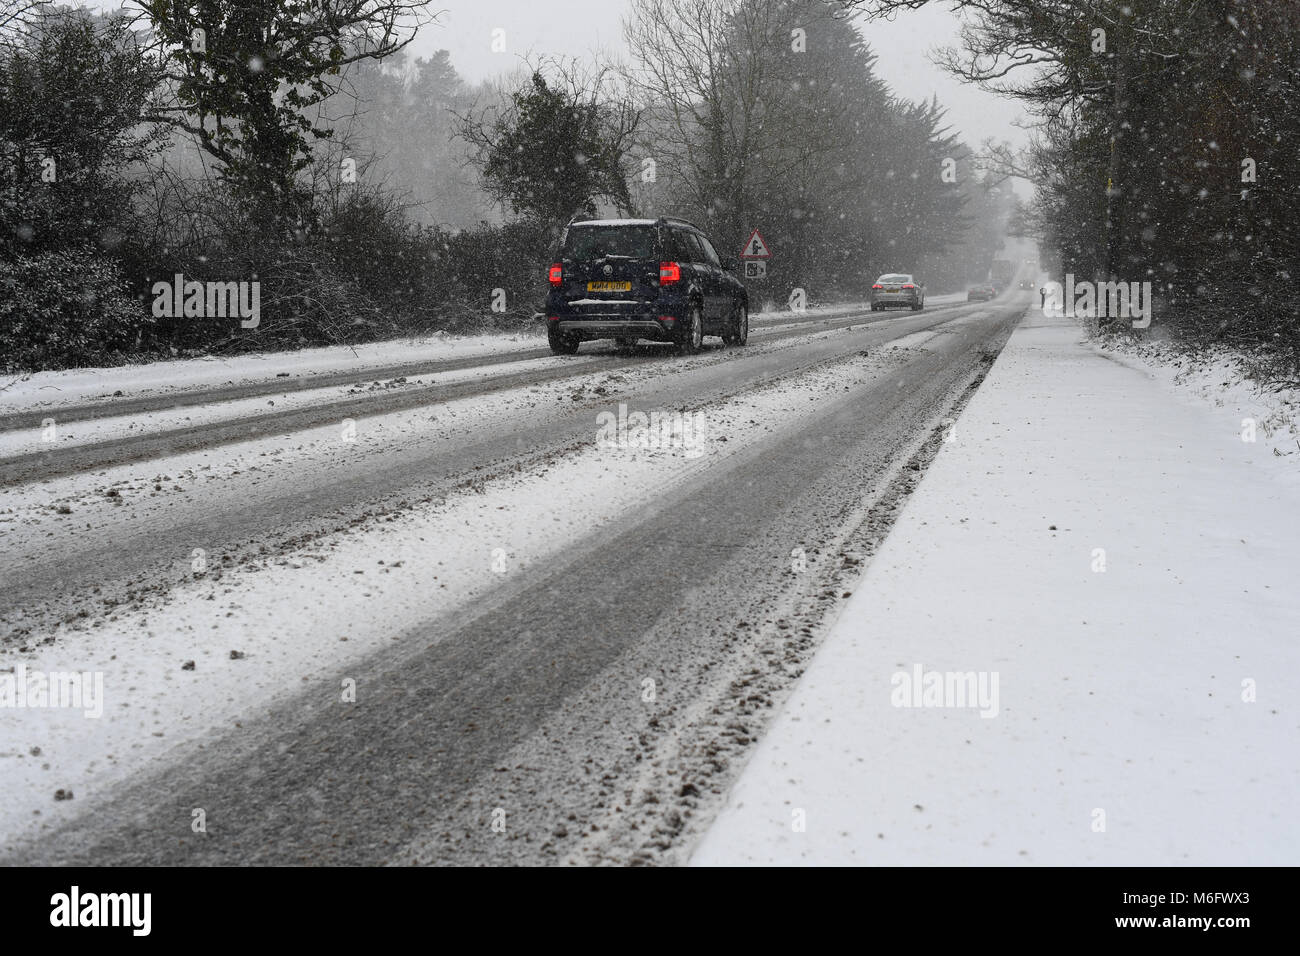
top-left (562, 226), bottom-right (656, 260)
top-left (878, 274), bottom-right (909, 283)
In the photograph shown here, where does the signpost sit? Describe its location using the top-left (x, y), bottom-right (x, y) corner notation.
top-left (741, 229), bottom-right (771, 260)
top-left (740, 229), bottom-right (770, 280)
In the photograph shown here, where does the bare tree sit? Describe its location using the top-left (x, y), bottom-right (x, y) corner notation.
top-left (622, 0), bottom-right (831, 245)
top-left (0, 0), bottom-right (45, 49)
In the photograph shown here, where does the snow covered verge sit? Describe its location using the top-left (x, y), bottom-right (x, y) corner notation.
top-left (692, 308), bottom-right (1300, 866)
top-left (1091, 332), bottom-right (1300, 488)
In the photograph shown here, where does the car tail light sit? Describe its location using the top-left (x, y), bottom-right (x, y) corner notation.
top-left (902, 284), bottom-right (914, 289)
top-left (659, 315), bottom-right (676, 323)
top-left (548, 264), bottom-right (563, 286)
top-left (872, 283), bottom-right (883, 290)
top-left (660, 261), bottom-right (680, 284)
top-left (547, 315), bottom-right (559, 322)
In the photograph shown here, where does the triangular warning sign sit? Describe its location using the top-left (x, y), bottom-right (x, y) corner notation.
top-left (741, 229), bottom-right (771, 259)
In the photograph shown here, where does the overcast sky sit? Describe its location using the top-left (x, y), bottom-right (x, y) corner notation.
top-left (408, 0), bottom-right (1034, 153)
top-left (86, 0), bottom-right (1033, 166)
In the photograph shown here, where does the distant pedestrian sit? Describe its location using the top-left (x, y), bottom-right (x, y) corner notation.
top-left (1039, 287), bottom-right (1046, 307)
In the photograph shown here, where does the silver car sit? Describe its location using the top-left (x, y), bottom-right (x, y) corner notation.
top-left (871, 273), bottom-right (925, 311)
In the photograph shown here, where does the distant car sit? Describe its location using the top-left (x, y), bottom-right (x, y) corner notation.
top-left (967, 285), bottom-right (996, 302)
top-left (871, 274), bottom-right (925, 311)
top-left (544, 216), bottom-right (749, 355)
top-left (1018, 278), bottom-right (1035, 290)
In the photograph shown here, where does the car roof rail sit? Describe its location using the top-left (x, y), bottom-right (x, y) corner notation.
top-left (566, 214), bottom-right (667, 226)
top-left (563, 214), bottom-right (707, 233)
top-left (655, 216), bottom-right (703, 231)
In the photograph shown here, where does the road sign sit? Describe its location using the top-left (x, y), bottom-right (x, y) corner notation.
top-left (741, 229), bottom-right (771, 259)
top-left (743, 260), bottom-right (767, 279)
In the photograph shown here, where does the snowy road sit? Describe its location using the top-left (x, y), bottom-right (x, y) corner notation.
top-left (1, 294), bottom-right (1024, 865)
top-left (0, 297), bottom-right (971, 486)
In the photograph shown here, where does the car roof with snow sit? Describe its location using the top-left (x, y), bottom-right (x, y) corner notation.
top-left (569, 219), bottom-right (659, 227)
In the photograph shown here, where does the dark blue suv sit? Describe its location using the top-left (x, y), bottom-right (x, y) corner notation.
top-left (544, 217), bottom-right (749, 355)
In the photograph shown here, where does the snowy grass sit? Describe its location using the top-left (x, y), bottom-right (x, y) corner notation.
top-left (1094, 331), bottom-right (1300, 487)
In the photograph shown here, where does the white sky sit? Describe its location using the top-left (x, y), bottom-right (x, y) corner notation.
top-left (84, 0), bottom-right (1034, 166)
top-left (409, 0), bottom-right (1034, 153)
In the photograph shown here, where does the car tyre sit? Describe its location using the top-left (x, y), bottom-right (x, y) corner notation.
top-left (676, 304), bottom-right (704, 355)
top-left (722, 301), bottom-right (748, 346)
top-left (548, 325), bottom-right (580, 355)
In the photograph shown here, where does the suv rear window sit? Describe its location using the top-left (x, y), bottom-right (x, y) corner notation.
top-left (695, 234), bottom-right (722, 267)
top-left (675, 229), bottom-right (705, 263)
top-left (562, 225), bottom-right (656, 260)
top-left (665, 227), bottom-right (695, 261)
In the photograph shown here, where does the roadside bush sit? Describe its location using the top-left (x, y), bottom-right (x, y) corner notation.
top-left (0, 172), bottom-right (556, 369)
top-left (435, 218), bottom-right (555, 322)
top-left (1098, 274), bottom-right (1300, 386)
top-left (134, 181), bottom-right (546, 357)
top-left (0, 247), bottom-right (149, 371)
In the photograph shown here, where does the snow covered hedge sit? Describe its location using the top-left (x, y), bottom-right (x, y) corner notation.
top-left (0, 247), bottom-right (149, 372)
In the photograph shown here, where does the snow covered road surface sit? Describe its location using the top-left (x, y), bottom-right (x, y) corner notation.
top-left (0, 299), bottom-right (976, 487)
top-left (0, 330), bottom-right (547, 414)
top-left (0, 357), bottom-right (884, 844)
top-left (0, 298), bottom-right (897, 422)
top-left (0, 301), bottom-right (994, 620)
top-left (692, 308), bottom-right (1300, 866)
top-left (0, 296), bottom-right (1023, 864)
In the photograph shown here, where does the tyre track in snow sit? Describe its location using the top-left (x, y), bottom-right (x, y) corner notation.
top-left (3, 302), bottom-right (1025, 866)
top-left (0, 300), bottom-right (974, 489)
top-left (0, 301), bottom-right (988, 628)
top-left (0, 300), bottom-right (913, 433)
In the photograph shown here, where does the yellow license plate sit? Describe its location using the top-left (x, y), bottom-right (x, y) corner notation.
top-left (886, 287), bottom-right (899, 292)
top-left (587, 281), bottom-right (632, 293)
